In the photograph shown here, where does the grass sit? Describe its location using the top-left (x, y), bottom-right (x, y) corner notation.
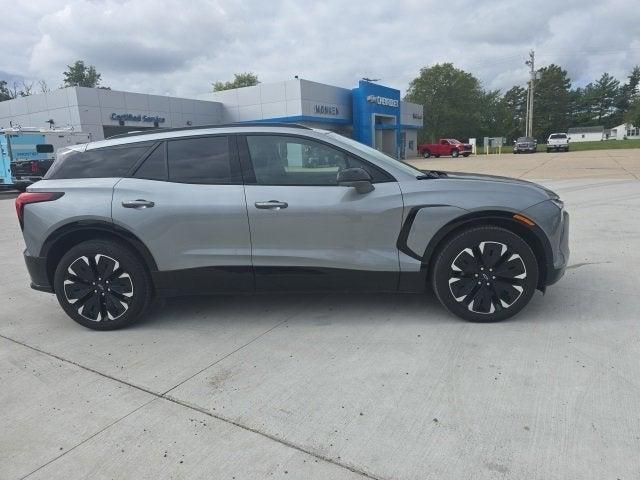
top-left (475, 138), bottom-right (640, 154)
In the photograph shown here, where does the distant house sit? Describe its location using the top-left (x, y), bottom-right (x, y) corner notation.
top-left (567, 126), bottom-right (604, 142)
top-left (609, 123), bottom-right (640, 140)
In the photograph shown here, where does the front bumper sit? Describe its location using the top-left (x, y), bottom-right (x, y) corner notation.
top-left (545, 210), bottom-right (570, 286)
top-left (24, 250), bottom-right (53, 293)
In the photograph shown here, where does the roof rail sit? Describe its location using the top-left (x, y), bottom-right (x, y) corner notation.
top-left (105, 122), bottom-right (312, 140)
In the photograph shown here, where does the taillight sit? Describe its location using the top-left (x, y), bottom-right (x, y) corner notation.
top-left (15, 192), bottom-right (64, 230)
top-left (30, 161), bottom-right (39, 174)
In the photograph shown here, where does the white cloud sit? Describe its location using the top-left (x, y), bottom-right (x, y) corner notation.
top-left (1, 0), bottom-right (639, 97)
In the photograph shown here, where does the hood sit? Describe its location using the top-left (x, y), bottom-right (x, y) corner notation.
top-left (440, 171), bottom-right (557, 196)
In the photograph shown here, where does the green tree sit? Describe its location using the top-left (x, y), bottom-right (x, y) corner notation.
top-left (533, 64), bottom-right (571, 141)
top-left (616, 66), bottom-right (640, 123)
top-left (0, 80), bottom-right (12, 101)
top-left (213, 72), bottom-right (259, 92)
top-left (404, 63), bottom-right (485, 142)
top-left (499, 86), bottom-right (527, 141)
top-left (63, 60), bottom-right (102, 88)
top-left (625, 99), bottom-right (640, 127)
top-left (591, 73), bottom-right (621, 125)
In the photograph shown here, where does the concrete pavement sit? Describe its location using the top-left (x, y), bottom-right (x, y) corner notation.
top-left (1, 149), bottom-right (639, 479)
top-left (407, 148), bottom-right (640, 181)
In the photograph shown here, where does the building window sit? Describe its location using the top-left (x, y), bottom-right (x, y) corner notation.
top-left (408, 140), bottom-right (414, 150)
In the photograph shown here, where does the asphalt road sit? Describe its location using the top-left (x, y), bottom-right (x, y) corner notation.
top-left (1, 149), bottom-right (639, 479)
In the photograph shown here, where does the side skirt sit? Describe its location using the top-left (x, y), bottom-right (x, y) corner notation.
top-left (151, 266), bottom-right (425, 296)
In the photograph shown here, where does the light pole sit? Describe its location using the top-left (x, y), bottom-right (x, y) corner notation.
top-left (525, 50), bottom-right (535, 138)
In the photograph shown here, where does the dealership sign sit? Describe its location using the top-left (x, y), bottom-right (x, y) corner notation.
top-left (366, 95), bottom-right (399, 108)
top-left (314, 104), bottom-right (340, 116)
top-left (111, 113), bottom-right (166, 123)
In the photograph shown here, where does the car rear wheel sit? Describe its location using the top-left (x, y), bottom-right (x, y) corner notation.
top-left (462, 153), bottom-right (470, 157)
top-left (53, 239), bottom-right (152, 330)
top-left (431, 226), bottom-right (539, 322)
top-left (422, 151), bottom-right (431, 158)
top-left (451, 150), bottom-right (460, 158)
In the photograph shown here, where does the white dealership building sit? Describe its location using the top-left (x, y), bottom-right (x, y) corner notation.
top-left (0, 79), bottom-right (423, 158)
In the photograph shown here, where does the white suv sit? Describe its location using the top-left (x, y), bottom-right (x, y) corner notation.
top-left (547, 133), bottom-right (569, 152)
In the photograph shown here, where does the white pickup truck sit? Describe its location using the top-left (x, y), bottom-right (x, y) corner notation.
top-left (546, 133), bottom-right (569, 152)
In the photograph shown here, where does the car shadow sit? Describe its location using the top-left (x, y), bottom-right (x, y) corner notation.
top-left (134, 289), bottom-right (455, 330)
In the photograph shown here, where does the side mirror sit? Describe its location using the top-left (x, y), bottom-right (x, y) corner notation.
top-left (337, 167), bottom-right (374, 194)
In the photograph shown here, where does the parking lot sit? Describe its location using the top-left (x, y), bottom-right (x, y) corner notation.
top-left (1, 148), bottom-right (639, 480)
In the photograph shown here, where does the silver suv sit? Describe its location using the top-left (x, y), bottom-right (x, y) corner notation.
top-left (16, 124), bottom-right (569, 330)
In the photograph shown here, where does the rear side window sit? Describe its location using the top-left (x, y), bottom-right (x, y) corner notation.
top-left (167, 136), bottom-right (237, 184)
top-left (45, 144), bottom-right (152, 179)
top-left (134, 143), bottom-right (167, 181)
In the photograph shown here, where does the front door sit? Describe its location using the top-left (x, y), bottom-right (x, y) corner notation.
top-left (112, 135), bottom-right (253, 295)
top-left (239, 134), bottom-right (404, 291)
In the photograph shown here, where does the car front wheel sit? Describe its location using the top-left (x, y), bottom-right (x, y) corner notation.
top-left (53, 239), bottom-right (152, 330)
top-left (431, 226), bottom-right (539, 322)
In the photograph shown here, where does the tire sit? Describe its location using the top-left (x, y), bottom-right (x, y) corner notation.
top-left (431, 226), bottom-right (539, 322)
top-left (53, 239), bottom-right (152, 330)
top-left (15, 184), bottom-right (28, 192)
top-left (434, 154), bottom-right (440, 158)
top-left (422, 150), bottom-right (431, 158)
top-left (462, 153), bottom-right (470, 157)
top-left (451, 150), bottom-right (460, 158)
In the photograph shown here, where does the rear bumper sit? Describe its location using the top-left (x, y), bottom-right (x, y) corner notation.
top-left (24, 250), bottom-right (53, 293)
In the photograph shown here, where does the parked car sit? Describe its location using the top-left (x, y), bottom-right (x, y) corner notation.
top-left (16, 123), bottom-right (569, 330)
top-left (547, 133), bottom-right (569, 152)
top-left (513, 137), bottom-right (537, 154)
top-left (418, 139), bottom-right (472, 158)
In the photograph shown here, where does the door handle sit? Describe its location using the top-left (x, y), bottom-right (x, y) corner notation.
top-left (122, 199), bottom-right (155, 209)
top-left (255, 200), bottom-right (288, 210)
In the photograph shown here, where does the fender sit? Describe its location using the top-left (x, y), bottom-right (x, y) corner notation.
top-left (40, 220), bottom-right (158, 271)
top-left (397, 206), bottom-right (554, 286)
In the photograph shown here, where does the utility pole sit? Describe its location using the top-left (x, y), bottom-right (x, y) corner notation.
top-left (525, 50), bottom-right (535, 138)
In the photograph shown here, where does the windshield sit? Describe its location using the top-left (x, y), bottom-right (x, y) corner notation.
top-left (325, 132), bottom-right (424, 177)
top-left (549, 134), bottom-right (567, 139)
top-left (517, 137), bottom-right (533, 142)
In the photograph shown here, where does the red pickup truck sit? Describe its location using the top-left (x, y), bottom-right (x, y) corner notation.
top-left (418, 139), bottom-right (472, 158)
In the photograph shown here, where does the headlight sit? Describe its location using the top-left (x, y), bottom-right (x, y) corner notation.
top-left (550, 198), bottom-right (564, 210)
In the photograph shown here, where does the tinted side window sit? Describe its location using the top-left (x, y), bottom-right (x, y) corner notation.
top-left (134, 143), bottom-right (167, 181)
top-left (36, 144), bottom-right (54, 153)
top-left (167, 136), bottom-right (235, 184)
top-left (45, 144), bottom-right (152, 179)
top-left (245, 135), bottom-right (389, 186)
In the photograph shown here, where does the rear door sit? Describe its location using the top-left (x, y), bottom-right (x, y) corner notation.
top-left (112, 135), bottom-right (253, 295)
top-left (239, 133), bottom-right (404, 291)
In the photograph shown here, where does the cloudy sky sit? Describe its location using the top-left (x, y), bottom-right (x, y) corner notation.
top-left (2, 0), bottom-right (639, 98)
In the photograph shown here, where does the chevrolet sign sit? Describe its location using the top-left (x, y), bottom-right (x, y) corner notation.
top-left (366, 95), bottom-right (399, 108)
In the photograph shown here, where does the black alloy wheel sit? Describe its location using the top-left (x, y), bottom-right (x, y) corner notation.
top-left (432, 226), bottom-right (538, 322)
top-left (54, 240), bottom-right (151, 330)
top-left (63, 254), bottom-right (134, 322)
